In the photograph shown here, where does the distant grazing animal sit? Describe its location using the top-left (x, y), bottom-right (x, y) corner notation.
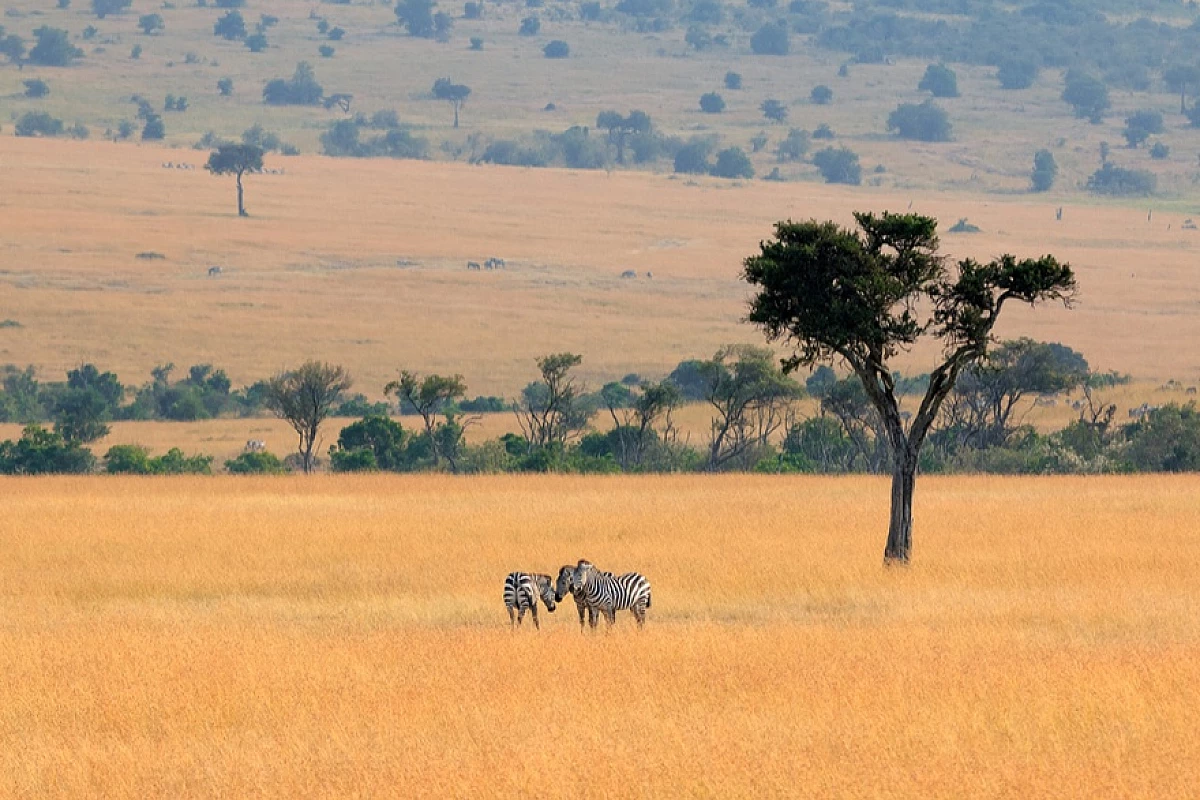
top-left (245, 439), bottom-right (266, 452)
top-left (504, 572), bottom-right (557, 629)
top-left (467, 261), bottom-right (481, 271)
top-left (555, 564), bottom-right (600, 631)
top-left (620, 270), bottom-right (637, 279)
top-left (208, 266), bottom-right (223, 277)
top-left (485, 257), bottom-right (506, 270)
top-left (1188, 387), bottom-right (1198, 395)
top-left (571, 560), bottom-right (651, 629)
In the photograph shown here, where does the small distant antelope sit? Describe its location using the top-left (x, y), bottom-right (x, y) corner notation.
top-left (207, 266), bottom-right (223, 278)
top-left (466, 261), bottom-right (481, 270)
top-left (245, 439), bottom-right (266, 452)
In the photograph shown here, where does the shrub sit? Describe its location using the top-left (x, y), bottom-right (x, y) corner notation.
top-left (918, 63), bottom-right (958, 98)
top-left (776, 128), bottom-right (809, 162)
top-left (519, 15), bottom-right (540, 35)
top-left (263, 62), bottom-right (323, 106)
top-left (1122, 110), bottom-right (1163, 148)
top-left (105, 444), bottom-right (211, 474)
top-left (0, 425), bottom-right (95, 475)
top-left (673, 140), bottom-right (712, 174)
top-left (319, 44), bottom-right (334, 57)
top-left (138, 13), bottom-right (164, 34)
top-left (469, 36), bottom-right (483, 50)
top-left (543, 40), bottom-right (569, 58)
top-left (130, 44), bottom-right (142, 59)
top-left (327, 27), bottom-right (345, 41)
top-left (761, 99), bottom-right (787, 123)
top-left (29, 27), bottom-right (82, 66)
top-left (464, 1), bottom-right (482, 18)
top-left (1120, 403), bottom-right (1200, 472)
top-left (997, 57), bottom-right (1038, 90)
top-left (1062, 70), bottom-right (1109, 123)
top-left (1031, 149), bottom-right (1057, 192)
top-left (698, 92), bottom-right (725, 113)
top-left (217, 77), bottom-right (233, 96)
top-left (15, 111), bottom-right (64, 137)
top-left (225, 450), bottom-right (288, 474)
top-left (886, 100), bottom-right (951, 142)
top-left (92, 0), bottom-right (132, 19)
top-left (724, 71), bottom-right (741, 90)
top-left (1086, 163), bottom-right (1156, 196)
top-left (710, 147), bottom-right (753, 179)
top-left (213, 10), bottom-right (246, 40)
top-left (810, 84), bottom-right (832, 104)
top-left (245, 33), bottom-right (267, 52)
top-left (812, 147), bottom-right (861, 185)
top-left (1149, 141), bottom-right (1169, 160)
top-left (812, 123), bottom-right (834, 139)
top-left (749, 22), bottom-right (788, 55)
top-left (22, 79), bottom-right (49, 98)
top-left (141, 114), bottom-right (165, 140)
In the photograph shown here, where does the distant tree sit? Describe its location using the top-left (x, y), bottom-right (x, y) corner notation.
top-left (432, 78), bottom-right (471, 127)
top-left (0, 426), bottom-right (95, 475)
top-left (245, 33), bottom-right (268, 52)
top-left (395, 0), bottom-right (445, 38)
top-left (1086, 163), bottom-right (1156, 196)
top-left (743, 212), bottom-right (1076, 562)
top-left (711, 147), bottom-right (753, 179)
top-left (138, 13), bottom-right (164, 34)
top-left (385, 371), bottom-right (468, 472)
top-left (470, 36), bottom-right (483, 50)
top-left (997, 57), bottom-right (1038, 90)
top-left (761, 98), bottom-right (788, 123)
top-left (1163, 64), bottom-right (1200, 115)
top-left (327, 27), bottom-right (345, 41)
top-left (1062, 70), bottom-right (1110, 123)
top-left (514, 353), bottom-right (588, 453)
top-left (699, 92), bottom-right (725, 113)
top-left (1122, 110), bottom-right (1164, 148)
top-left (141, 114), bottom-right (165, 140)
top-left (217, 77), bottom-right (234, 96)
top-left (750, 21), bottom-right (788, 55)
top-left (519, 15), bottom-right (540, 35)
top-left (23, 79), bottom-right (50, 99)
top-left (215, 0), bottom-right (245, 6)
top-left (130, 44), bottom-right (142, 59)
top-left (264, 361), bottom-right (352, 473)
top-left (685, 26), bottom-right (713, 51)
top-left (205, 143), bottom-right (263, 217)
top-left (812, 147), bottom-right (861, 185)
top-left (319, 44), bottom-right (334, 57)
top-left (674, 140), bottom-right (712, 174)
top-left (263, 62), bottom-right (324, 106)
top-left (92, 0), bottom-right (131, 19)
top-left (887, 100), bottom-right (952, 142)
top-left (1031, 149), bottom-right (1057, 192)
top-left (724, 71), bottom-right (742, 90)
top-left (213, 10), bottom-right (247, 40)
top-left (596, 110), bottom-right (651, 164)
top-left (1188, 104), bottom-right (1200, 128)
top-left (29, 27), bottom-right (82, 66)
top-left (1149, 141), bottom-right (1169, 160)
top-left (543, 40), bottom-right (569, 58)
top-left (697, 345), bottom-right (801, 471)
top-left (0, 28), bottom-right (24, 65)
top-left (225, 450), bottom-right (288, 474)
top-left (918, 64), bottom-right (958, 98)
top-left (464, 1), bottom-right (482, 19)
top-left (812, 123), bottom-right (834, 140)
top-left (776, 128), bottom-right (809, 162)
top-left (810, 84), bottom-right (832, 104)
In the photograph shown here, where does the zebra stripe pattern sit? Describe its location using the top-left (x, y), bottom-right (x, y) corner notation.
top-left (504, 572), bottom-right (557, 629)
top-left (556, 565), bottom-right (600, 630)
top-left (571, 560), bottom-right (652, 629)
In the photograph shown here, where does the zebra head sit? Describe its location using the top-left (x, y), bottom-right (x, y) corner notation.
top-left (554, 565), bottom-right (575, 602)
top-left (532, 573), bottom-right (557, 612)
top-left (572, 559), bottom-right (599, 591)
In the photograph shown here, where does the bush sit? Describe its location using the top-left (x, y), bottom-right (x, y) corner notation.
top-left (21, 80), bottom-right (49, 100)
top-left (750, 22), bottom-right (788, 55)
top-left (214, 11), bottom-right (246, 40)
top-left (225, 450), bottom-right (288, 474)
top-left (776, 128), bottom-right (809, 162)
top-left (1062, 70), bottom-right (1110, 123)
top-left (1120, 403), bottom-right (1200, 472)
top-left (141, 114), bottom-right (165, 140)
top-left (245, 33), bottom-right (267, 52)
top-left (15, 111), bottom-right (64, 137)
top-left (263, 62), bottom-right (324, 106)
top-left (724, 71), bottom-right (741, 90)
top-left (327, 27), bottom-right (345, 41)
top-left (997, 57), bottom-right (1038, 90)
top-left (519, 15), bottom-right (540, 35)
top-left (29, 27), bottom-right (82, 66)
top-left (673, 140), bottom-right (712, 174)
top-left (710, 147), bottom-right (753, 179)
top-left (130, 44), bottom-right (142, 59)
top-left (1086, 163), bottom-right (1156, 196)
top-left (886, 100), bottom-right (951, 142)
top-left (138, 13), bottom-right (164, 34)
top-left (761, 99), bottom-right (787, 123)
top-left (812, 123), bottom-right (834, 140)
top-left (0, 425), bottom-right (95, 475)
top-left (698, 92), bottom-right (725, 113)
top-left (1031, 149), bottom-right (1057, 192)
top-left (464, 1), bottom-right (482, 18)
top-left (1122, 110), bottom-right (1163, 148)
top-left (810, 84), bottom-right (832, 104)
top-left (543, 40), bottom-right (569, 58)
top-left (1149, 141), bottom-right (1169, 160)
top-left (105, 444), bottom-right (212, 474)
top-left (217, 77), bottom-right (233, 96)
top-left (812, 147), bottom-right (861, 185)
top-left (92, 0), bottom-right (131, 19)
top-left (470, 36), bottom-right (483, 50)
top-left (918, 63), bottom-right (958, 98)
top-left (319, 44), bottom-right (334, 57)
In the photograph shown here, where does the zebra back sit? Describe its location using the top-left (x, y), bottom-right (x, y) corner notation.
top-left (504, 571), bottom-right (558, 612)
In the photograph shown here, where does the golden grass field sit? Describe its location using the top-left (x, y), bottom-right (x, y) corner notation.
top-left (1, 135), bottom-right (1198, 405)
top-left (3, 474), bottom-right (1200, 797)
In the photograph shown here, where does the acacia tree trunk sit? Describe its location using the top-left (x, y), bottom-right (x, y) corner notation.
top-left (884, 449), bottom-right (917, 563)
top-left (236, 171), bottom-right (247, 217)
top-left (453, 102), bottom-right (460, 128)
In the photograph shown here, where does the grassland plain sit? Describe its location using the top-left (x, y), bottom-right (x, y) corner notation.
top-left (1, 136), bottom-right (1198, 403)
top-left (2, 474), bottom-right (1199, 797)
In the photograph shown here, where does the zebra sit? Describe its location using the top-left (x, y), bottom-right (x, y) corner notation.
top-left (555, 564), bottom-right (601, 631)
top-left (503, 572), bottom-right (557, 629)
top-left (570, 560), bottom-right (652, 629)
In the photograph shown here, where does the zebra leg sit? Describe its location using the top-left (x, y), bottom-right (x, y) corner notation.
top-left (604, 607), bottom-right (616, 628)
top-left (633, 603), bottom-right (646, 629)
top-left (576, 603), bottom-right (585, 631)
top-left (531, 603), bottom-right (540, 630)
top-left (587, 606), bottom-right (598, 629)
top-left (517, 606), bottom-right (526, 626)
top-left (508, 605), bottom-right (516, 628)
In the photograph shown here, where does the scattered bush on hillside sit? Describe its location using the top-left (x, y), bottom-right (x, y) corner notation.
top-left (1086, 163), bottom-right (1156, 196)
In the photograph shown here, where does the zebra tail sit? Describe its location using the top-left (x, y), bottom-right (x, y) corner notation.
top-left (646, 587), bottom-right (652, 609)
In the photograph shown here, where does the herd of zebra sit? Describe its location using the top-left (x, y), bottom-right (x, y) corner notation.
top-left (503, 560), bottom-right (652, 631)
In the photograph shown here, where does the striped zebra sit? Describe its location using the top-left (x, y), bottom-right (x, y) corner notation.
top-left (503, 572), bottom-right (557, 629)
top-left (570, 560), bottom-right (652, 629)
top-left (555, 565), bottom-right (601, 631)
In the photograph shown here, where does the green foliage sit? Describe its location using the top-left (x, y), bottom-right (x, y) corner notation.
top-left (1122, 110), bottom-right (1163, 148)
top-left (217, 77), bottom-right (234, 96)
top-left (1120, 403), bottom-right (1200, 472)
top-left (750, 22), bottom-right (788, 55)
top-left (23, 79), bottom-right (50, 99)
top-left (104, 444), bottom-right (212, 474)
top-left (760, 99), bottom-right (787, 123)
top-left (811, 147), bottom-right (861, 185)
top-left (776, 128), bottom-right (809, 163)
top-left (1149, 142), bottom-right (1169, 160)
top-left (319, 44), bottom-right (335, 58)
top-left (724, 71), bottom-right (741, 90)
top-left (92, 0), bottom-right (131, 19)
top-left (469, 36), bottom-right (483, 50)
top-left (206, 143), bottom-right (264, 176)
top-left (1086, 163), bottom-right (1156, 196)
top-left (263, 62), bottom-right (324, 106)
top-left (710, 147), bottom-right (753, 179)
top-left (245, 33), bottom-right (268, 52)
top-left (519, 15), bottom-right (540, 35)
top-left (15, 112), bottom-right (65, 138)
top-left (130, 44), bottom-right (142, 60)
top-left (264, 361), bottom-right (352, 473)
top-left (698, 92), bottom-right (725, 113)
top-left (543, 40), bottom-right (570, 58)
top-left (29, 27), bottom-right (82, 66)
top-left (673, 139), bottom-right (712, 174)
top-left (810, 85), bottom-right (832, 105)
top-left (224, 450), bottom-right (288, 474)
top-left (918, 64), bottom-right (958, 98)
top-left (330, 414), bottom-right (412, 471)
top-left (0, 425), bottom-right (95, 475)
top-left (0, 28), bottom-right (25, 64)
top-left (464, 2), bottom-right (483, 19)
top-left (139, 13), bottom-right (164, 34)
top-left (997, 57), bottom-right (1038, 90)
top-left (395, 0), bottom-right (450, 39)
top-left (327, 27), bottom-right (345, 41)
top-left (213, 10), bottom-right (246, 40)
top-left (1062, 70), bottom-right (1110, 123)
top-left (1031, 149), bottom-right (1057, 192)
top-left (887, 100), bottom-right (952, 142)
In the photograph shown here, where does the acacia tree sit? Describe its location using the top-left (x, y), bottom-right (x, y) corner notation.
top-left (265, 361), bottom-right (352, 473)
top-left (205, 143), bottom-right (263, 217)
top-left (699, 344), bottom-right (802, 471)
top-left (514, 353), bottom-right (588, 452)
top-left (385, 370), bottom-right (468, 472)
top-left (601, 380), bottom-right (682, 469)
top-left (743, 212), bottom-right (1076, 563)
top-left (595, 110), bottom-right (650, 164)
top-left (432, 78), bottom-right (470, 128)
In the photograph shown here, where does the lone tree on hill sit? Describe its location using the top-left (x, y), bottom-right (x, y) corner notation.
top-left (432, 78), bottom-right (470, 127)
top-left (743, 212), bottom-right (1076, 563)
top-left (206, 143), bottom-right (263, 217)
top-left (265, 361), bottom-right (352, 473)
top-left (595, 110), bottom-right (651, 164)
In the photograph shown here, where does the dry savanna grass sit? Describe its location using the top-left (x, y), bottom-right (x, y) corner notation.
top-left (2, 474), bottom-right (1199, 797)
top-left (1, 136), bottom-right (1198, 403)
